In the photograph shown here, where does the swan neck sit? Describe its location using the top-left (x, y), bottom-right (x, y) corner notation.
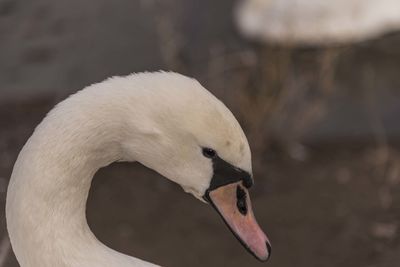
top-left (6, 95), bottom-right (153, 267)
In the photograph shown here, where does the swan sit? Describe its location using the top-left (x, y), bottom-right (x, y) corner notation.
top-left (235, 0), bottom-right (400, 45)
top-left (6, 72), bottom-right (271, 267)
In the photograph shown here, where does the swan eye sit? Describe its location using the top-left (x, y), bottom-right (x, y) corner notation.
top-left (202, 147), bottom-right (217, 158)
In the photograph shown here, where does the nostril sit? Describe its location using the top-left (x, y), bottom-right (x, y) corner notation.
top-left (266, 242), bottom-right (272, 260)
top-left (237, 197), bottom-right (247, 215)
top-left (236, 185), bottom-right (248, 215)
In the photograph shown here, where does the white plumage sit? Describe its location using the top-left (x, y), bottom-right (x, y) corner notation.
top-left (6, 72), bottom-right (256, 267)
top-left (235, 0), bottom-right (400, 45)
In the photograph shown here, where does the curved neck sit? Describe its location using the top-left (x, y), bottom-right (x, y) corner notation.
top-left (6, 91), bottom-right (159, 267)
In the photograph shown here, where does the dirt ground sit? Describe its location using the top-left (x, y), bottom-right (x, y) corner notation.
top-left (1, 98), bottom-right (400, 267)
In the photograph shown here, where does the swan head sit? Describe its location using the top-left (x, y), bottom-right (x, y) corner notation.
top-left (117, 72), bottom-right (271, 261)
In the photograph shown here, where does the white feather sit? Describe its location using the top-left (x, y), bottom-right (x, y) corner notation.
top-left (6, 72), bottom-right (252, 267)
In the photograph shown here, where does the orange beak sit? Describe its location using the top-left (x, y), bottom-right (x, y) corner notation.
top-left (206, 181), bottom-right (271, 261)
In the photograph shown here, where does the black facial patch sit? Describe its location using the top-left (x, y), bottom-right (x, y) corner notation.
top-left (203, 155), bottom-right (253, 200)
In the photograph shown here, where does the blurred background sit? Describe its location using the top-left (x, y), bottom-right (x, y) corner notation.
top-left (1, 0), bottom-right (400, 266)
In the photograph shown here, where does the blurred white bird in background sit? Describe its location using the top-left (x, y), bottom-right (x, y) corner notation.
top-left (235, 0), bottom-right (400, 45)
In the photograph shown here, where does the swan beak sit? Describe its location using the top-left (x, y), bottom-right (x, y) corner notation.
top-left (206, 181), bottom-right (271, 262)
